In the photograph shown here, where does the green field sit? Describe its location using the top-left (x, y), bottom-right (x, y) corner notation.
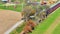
top-left (0, 3), bottom-right (25, 12)
top-left (0, 5), bottom-right (22, 12)
top-left (30, 8), bottom-right (60, 34)
top-left (52, 23), bottom-right (60, 34)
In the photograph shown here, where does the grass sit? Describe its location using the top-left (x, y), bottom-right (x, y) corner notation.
top-left (0, 9), bottom-right (3, 10)
top-left (52, 23), bottom-right (60, 34)
top-left (10, 22), bottom-right (26, 34)
top-left (30, 8), bottom-right (60, 34)
top-left (0, 5), bottom-right (22, 12)
top-left (0, 3), bottom-right (24, 12)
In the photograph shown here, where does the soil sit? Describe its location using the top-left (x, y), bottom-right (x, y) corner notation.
top-left (0, 10), bottom-right (22, 34)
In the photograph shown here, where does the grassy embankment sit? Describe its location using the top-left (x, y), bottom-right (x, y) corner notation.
top-left (30, 8), bottom-right (60, 34)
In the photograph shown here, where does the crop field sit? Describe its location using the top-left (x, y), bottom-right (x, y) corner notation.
top-left (30, 8), bottom-right (60, 34)
top-left (0, 10), bottom-right (22, 34)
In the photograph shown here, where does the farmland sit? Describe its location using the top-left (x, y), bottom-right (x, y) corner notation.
top-left (0, 10), bottom-right (22, 34)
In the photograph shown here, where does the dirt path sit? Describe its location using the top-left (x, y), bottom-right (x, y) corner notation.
top-left (0, 10), bottom-right (22, 34)
top-left (44, 16), bottom-right (60, 34)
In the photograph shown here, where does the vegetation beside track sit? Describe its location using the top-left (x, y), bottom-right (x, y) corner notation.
top-left (30, 8), bottom-right (60, 34)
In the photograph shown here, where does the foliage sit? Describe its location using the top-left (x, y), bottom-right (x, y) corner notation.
top-left (30, 8), bottom-right (60, 34)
